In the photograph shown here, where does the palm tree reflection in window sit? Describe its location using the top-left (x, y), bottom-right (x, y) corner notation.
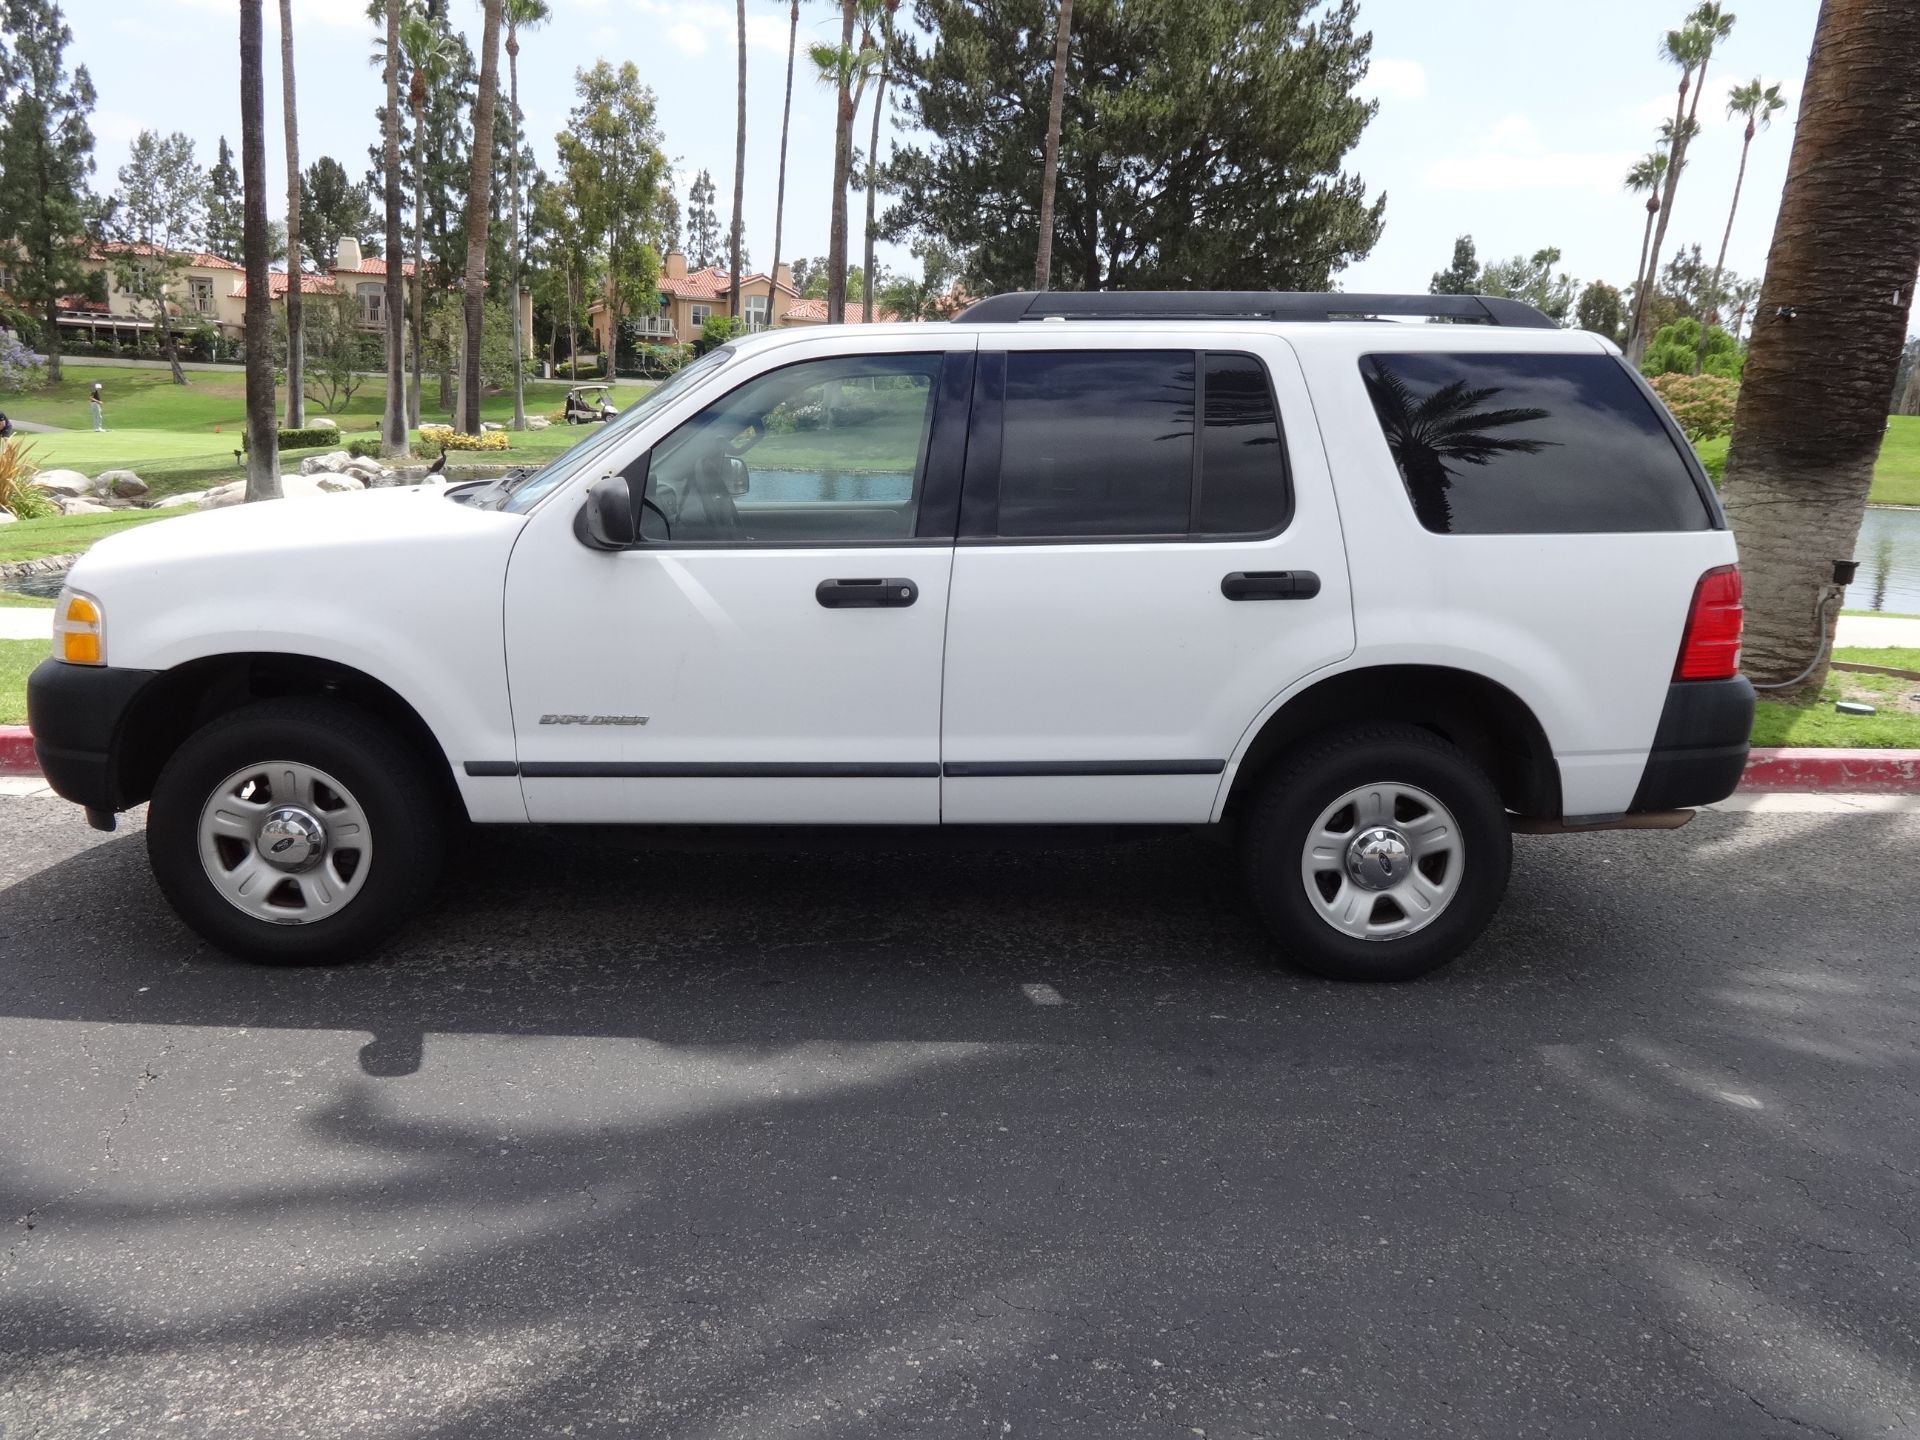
top-left (1362, 363), bottom-right (1557, 532)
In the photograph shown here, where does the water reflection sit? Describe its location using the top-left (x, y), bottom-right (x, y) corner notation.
top-left (1845, 508), bottom-right (1920, 614)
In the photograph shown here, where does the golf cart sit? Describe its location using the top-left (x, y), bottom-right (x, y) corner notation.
top-left (563, 384), bottom-right (619, 425)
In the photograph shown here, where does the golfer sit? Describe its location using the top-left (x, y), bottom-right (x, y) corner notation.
top-left (90, 382), bottom-right (104, 432)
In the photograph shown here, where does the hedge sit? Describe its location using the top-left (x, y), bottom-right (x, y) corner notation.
top-left (418, 424), bottom-right (510, 452)
top-left (241, 425), bottom-right (346, 452)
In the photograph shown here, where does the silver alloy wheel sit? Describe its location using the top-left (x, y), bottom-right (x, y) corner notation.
top-left (196, 760), bottom-right (373, 925)
top-left (1300, 781), bottom-right (1463, 942)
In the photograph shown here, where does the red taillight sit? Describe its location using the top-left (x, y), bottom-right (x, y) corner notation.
top-left (1676, 564), bottom-right (1743, 681)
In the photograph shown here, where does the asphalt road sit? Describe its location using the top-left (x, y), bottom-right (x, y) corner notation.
top-left (1, 794), bottom-right (1916, 1439)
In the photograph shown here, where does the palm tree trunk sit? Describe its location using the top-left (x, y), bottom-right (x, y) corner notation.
top-left (410, 101), bottom-right (426, 429)
top-left (507, 25), bottom-right (527, 430)
top-left (460, 0), bottom-right (503, 435)
top-left (1696, 126), bottom-right (1756, 374)
top-left (381, 0), bottom-right (407, 457)
top-left (1632, 201), bottom-right (1657, 332)
top-left (1720, 0), bottom-right (1920, 691)
top-left (278, 0), bottom-right (304, 427)
top-left (1628, 76), bottom-right (1691, 365)
top-left (861, 30), bottom-right (890, 322)
top-left (728, 0), bottom-right (746, 321)
top-left (770, 0), bottom-right (798, 322)
top-left (826, 0), bottom-right (857, 325)
top-left (239, 0), bottom-right (280, 499)
top-left (1033, 0), bottom-right (1073, 291)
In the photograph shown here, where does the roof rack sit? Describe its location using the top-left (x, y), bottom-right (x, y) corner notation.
top-left (952, 290), bottom-right (1559, 329)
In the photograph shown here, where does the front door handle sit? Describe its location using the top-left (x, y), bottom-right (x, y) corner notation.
top-left (1222, 570), bottom-right (1321, 601)
top-left (817, 577), bottom-right (919, 608)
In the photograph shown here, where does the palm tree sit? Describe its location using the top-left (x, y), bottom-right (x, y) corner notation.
top-left (379, 0), bottom-right (407, 458)
top-left (278, 0), bottom-right (304, 427)
top-left (860, 0), bottom-right (900, 322)
top-left (1720, 0), bottom-right (1920, 691)
top-left (1628, 3), bottom-right (1735, 363)
top-left (239, 0), bottom-right (280, 499)
top-left (1624, 147), bottom-right (1668, 332)
top-left (813, 0), bottom-right (878, 324)
top-left (458, 0), bottom-right (503, 436)
top-left (1726, 276), bottom-right (1760, 342)
top-left (728, 0), bottom-right (746, 321)
top-left (1694, 78), bottom-right (1785, 372)
top-left (504, 0), bottom-right (550, 428)
top-left (398, 2), bottom-right (455, 429)
top-left (770, 0), bottom-right (800, 321)
top-left (1360, 365), bottom-right (1555, 533)
top-left (1033, 0), bottom-right (1074, 291)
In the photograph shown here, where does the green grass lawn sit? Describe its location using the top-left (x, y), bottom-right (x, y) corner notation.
top-left (0, 639), bottom-right (45, 724)
top-left (1694, 414), bottom-right (1920, 503)
top-left (1751, 646), bottom-right (1920, 748)
top-left (3, 363), bottom-right (646, 500)
top-left (0, 509), bottom-right (179, 565)
top-left (0, 591), bottom-right (52, 608)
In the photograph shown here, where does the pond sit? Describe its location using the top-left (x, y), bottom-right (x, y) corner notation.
top-left (1847, 506), bottom-right (1920, 615)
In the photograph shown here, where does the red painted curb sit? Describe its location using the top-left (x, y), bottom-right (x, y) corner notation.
top-left (2, 725), bottom-right (1916, 792)
top-left (1739, 747), bottom-right (1920, 793)
top-left (0, 725), bottom-right (35, 775)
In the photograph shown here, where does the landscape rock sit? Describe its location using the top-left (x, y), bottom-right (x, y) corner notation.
top-left (481, 422), bottom-right (505, 432)
top-left (54, 496), bottom-right (113, 515)
top-left (298, 450), bottom-right (355, 476)
top-left (29, 468), bottom-right (94, 497)
top-left (0, 509), bottom-right (15, 524)
top-left (526, 416), bottom-right (551, 430)
top-left (310, 418), bottom-right (339, 430)
top-left (314, 473), bottom-right (366, 492)
top-left (199, 482), bottom-right (245, 509)
top-left (156, 492), bottom-right (203, 508)
top-left (98, 469), bottom-right (149, 499)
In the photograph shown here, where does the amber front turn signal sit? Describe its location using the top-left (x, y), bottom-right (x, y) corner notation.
top-left (55, 588), bottom-right (105, 666)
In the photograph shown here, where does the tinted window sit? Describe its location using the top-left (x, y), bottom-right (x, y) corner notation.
top-left (998, 351), bottom-right (1194, 536)
top-left (1359, 352), bottom-right (1712, 535)
top-left (1197, 353), bottom-right (1288, 534)
top-left (642, 354), bottom-right (939, 543)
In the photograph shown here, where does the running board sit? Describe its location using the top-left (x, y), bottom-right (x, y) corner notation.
top-left (1511, 810), bottom-right (1694, 834)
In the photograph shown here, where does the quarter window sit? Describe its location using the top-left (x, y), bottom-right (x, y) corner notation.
top-left (1359, 351), bottom-right (1713, 534)
top-left (1197, 353), bottom-right (1288, 535)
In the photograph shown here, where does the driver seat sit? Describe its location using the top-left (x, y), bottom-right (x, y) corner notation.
top-left (679, 453), bottom-right (740, 539)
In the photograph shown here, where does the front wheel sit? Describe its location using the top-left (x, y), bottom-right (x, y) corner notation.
top-left (1241, 725), bottom-right (1511, 981)
top-left (146, 698), bottom-right (448, 965)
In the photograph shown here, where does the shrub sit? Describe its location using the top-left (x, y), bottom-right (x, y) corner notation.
top-left (242, 425), bottom-right (341, 453)
top-left (1641, 317), bottom-right (1744, 380)
top-left (1649, 372), bottom-right (1740, 444)
top-left (0, 438), bottom-right (55, 519)
top-left (701, 313), bottom-right (746, 346)
top-left (0, 329), bottom-right (46, 394)
top-left (418, 424), bottom-right (510, 452)
top-left (347, 438), bottom-right (382, 459)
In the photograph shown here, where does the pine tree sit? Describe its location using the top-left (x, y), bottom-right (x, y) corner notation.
top-left (205, 136), bottom-right (243, 259)
top-left (687, 168), bottom-right (719, 268)
top-left (0, 0), bottom-right (97, 384)
top-left (1428, 235), bottom-right (1479, 295)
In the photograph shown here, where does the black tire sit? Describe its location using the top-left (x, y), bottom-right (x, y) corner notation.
top-left (1241, 724), bottom-right (1511, 982)
top-left (146, 698), bottom-right (447, 965)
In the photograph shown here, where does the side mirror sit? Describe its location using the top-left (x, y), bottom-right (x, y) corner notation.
top-left (725, 455), bottom-right (749, 496)
top-left (574, 472), bottom-right (637, 551)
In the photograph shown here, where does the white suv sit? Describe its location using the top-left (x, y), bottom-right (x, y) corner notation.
top-left (28, 291), bottom-right (1753, 980)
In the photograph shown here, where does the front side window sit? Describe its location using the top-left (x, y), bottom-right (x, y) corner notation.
top-left (640, 353), bottom-right (942, 544)
top-left (1359, 351), bottom-right (1713, 534)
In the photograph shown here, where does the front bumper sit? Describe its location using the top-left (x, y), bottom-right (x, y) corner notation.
top-left (1630, 676), bottom-right (1756, 812)
top-left (26, 658), bottom-right (159, 813)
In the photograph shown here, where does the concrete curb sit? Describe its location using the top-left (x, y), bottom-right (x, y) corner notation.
top-left (4, 724), bottom-right (1918, 793)
top-left (1739, 747), bottom-right (1920, 792)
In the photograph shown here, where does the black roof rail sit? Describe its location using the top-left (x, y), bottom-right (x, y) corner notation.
top-left (952, 290), bottom-right (1559, 329)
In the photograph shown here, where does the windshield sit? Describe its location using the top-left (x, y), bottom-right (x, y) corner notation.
top-left (499, 346), bottom-right (739, 513)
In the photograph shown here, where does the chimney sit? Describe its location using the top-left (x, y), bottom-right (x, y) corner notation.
top-left (774, 261), bottom-right (794, 292)
top-left (334, 236), bottom-right (362, 273)
top-left (665, 250), bottom-right (687, 280)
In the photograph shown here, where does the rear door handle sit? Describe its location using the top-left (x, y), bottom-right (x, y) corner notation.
top-left (817, 577), bottom-right (919, 608)
top-left (1222, 570), bottom-right (1321, 601)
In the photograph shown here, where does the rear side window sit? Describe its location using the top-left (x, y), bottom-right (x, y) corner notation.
top-left (990, 350), bottom-right (1290, 539)
top-left (999, 351), bottom-right (1195, 537)
top-left (1358, 351), bottom-right (1712, 534)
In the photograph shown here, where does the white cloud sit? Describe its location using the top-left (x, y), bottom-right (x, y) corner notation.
top-left (1424, 113), bottom-right (1633, 193)
top-left (667, 20), bottom-right (709, 55)
top-left (1362, 58), bottom-right (1427, 102)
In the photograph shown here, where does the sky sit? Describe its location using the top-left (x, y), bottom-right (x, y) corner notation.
top-left (75, 0), bottom-right (1841, 327)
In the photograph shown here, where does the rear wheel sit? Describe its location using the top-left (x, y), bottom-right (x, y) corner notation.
top-left (1241, 725), bottom-right (1510, 981)
top-left (147, 699), bottom-right (447, 965)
